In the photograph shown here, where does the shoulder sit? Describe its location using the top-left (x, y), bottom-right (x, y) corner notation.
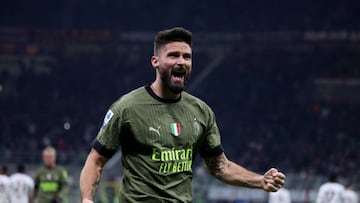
top-left (0, 175), bottom-right (10, 180)
top-left (117, 86), bottom-right (147, 102)
top-left (22, 174), bottom-right (34, 183)
top-left (55, 166), bottom-right (67, 172)
top-left (35, 166), bottom-right (47, 174)
top-left (10, 174), bottom-right (33, 183)
top-left (0, 175), bottom-right (10, 183)
top-left (182, 92), bottom-right (215, 114)
top-left (111, 86), bottom-right (148, 110)
top-left (322, 183), bottom-right (344, 191)
top-left (55, 166), bottom-right (68, 178)
top-left (318, 183), bottom-right (329, 191)
top-left (332, 183), bottom-right (345, 190)
top-left (344, 190), bottom-right (357, 195)
top-left (9, 173), bottom-right (18, 180)
top-left (337, 183), bottom-right (345, 190)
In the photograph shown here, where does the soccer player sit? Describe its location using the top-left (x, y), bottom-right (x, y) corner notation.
top-left (80, 27), bottom-right (286, 203)
top-left (34, 146), bottom-right (68, 203)
top-left (9, 164), bottom-right (35, 203)
top-left (316, 173), bottom-right (345, 203)
top-left (268, 187), bottom-right (291, 203)
top-left (0, 166), bottom-right (10, 203)
top-left (343, 183), bottom-right (359, 203)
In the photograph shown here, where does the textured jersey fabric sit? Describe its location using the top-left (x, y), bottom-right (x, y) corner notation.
top-left (343, 189), bottom-right (359, 203)
top-left (93, 85), bottom-right (223, 202)
top-left (34, 166), bottom-right (68, 203)
top-left (9, 173), bottom-right (34, 203)
top-left (316, 182), bottom-right (345, 203)
top-left (268, 188), bottom-right (291, 203)
top-left (0, 175), bottom-right (11, 203)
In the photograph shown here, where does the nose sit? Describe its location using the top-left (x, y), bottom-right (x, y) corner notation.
top-left (176, 56), bottom-right (186, 65)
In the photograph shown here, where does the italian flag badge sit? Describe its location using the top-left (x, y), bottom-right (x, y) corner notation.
top-left (170, 122), bottom-right (181, 136)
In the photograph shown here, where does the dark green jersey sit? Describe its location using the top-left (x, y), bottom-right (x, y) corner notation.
top-left (93, 85), bottom-right (223, 202)
top-left (34, 166), bottom-right (68, 203)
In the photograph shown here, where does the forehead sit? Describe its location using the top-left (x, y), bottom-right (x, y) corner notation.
top-left (43, 150), bottom-right (55, 156)
top-left (160, 41), bottom-right (192, 54)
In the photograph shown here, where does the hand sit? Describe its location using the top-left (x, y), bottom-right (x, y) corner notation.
top-left (262, 168), bottom-right (286, 192)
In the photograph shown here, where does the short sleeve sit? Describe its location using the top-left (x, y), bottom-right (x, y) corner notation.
top-left (92, 105), bottom-right (123, 158)
top-left (199, 107), bottom-right (224, 157)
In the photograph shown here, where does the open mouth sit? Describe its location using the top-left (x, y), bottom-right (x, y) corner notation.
top-left (172, 71), bottom-right (185, 77)
top-left (171, 70), bottom-right (186, 83)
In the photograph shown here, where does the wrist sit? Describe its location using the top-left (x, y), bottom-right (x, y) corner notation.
top-left (259, 175), bottom-right (267, 190)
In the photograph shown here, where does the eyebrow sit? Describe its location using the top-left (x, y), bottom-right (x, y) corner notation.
top-left (167, 51), bottom-right (192, 57)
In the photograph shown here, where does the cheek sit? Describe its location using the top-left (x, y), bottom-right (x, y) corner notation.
top-left (164, 58), bottom-right (177, 66)
top-left (186, 63), bottom-right (192, 72)
top-left (159, 60), bottom-right (174, 71)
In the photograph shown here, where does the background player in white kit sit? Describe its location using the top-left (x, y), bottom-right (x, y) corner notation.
top-left (268, 187), bottom-right (291, 203)
top-left (316, 173), bottom-right (345, 203)
top-left (343, 183), bottom-right (359, 203)
top-left (9, 164), bottom-right (35, 203)
top-left (0, 166), bottom-right (11, 203)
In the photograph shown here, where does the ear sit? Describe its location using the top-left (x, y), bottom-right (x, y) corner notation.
top-left (151, 56), bottom-right (159, 69)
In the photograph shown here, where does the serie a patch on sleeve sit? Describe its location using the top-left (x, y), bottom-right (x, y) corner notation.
top-left (102, 109), bottom-right (114, 128)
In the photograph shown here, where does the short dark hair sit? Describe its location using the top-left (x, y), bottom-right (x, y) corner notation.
top-left (329, 173), bottom-right (338, 182)
top-left (154, 27), bottom-right (192, 54)
top-left (1, 165), bottom-right (8, 174)
top-left (17, 164), bottom-right (25, 173)
top-left (345, 182), bottom-right (352, 188)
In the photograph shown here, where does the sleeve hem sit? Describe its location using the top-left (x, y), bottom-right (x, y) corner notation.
top-left (91, 139), bottom-right (116, 159)
top-left (200, 145), bottom-right (224, 158)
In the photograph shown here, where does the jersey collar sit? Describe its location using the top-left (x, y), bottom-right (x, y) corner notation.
top-left (145, 83), bottom-right (181, 103)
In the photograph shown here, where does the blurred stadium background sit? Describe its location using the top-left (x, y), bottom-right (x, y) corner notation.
top-left (1, 0), bottom-right (359, 202)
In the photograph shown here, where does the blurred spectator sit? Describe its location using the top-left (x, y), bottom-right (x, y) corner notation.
top-left (0, 166), bottom-right (10, 203)
top-left (316, 173), bottom-right (345, 203)
top-left (343, 182), bottom-right (359, 203)
top-left (268, 187), bottom-right (291, 203)
top-left (9, 164), bottom-right (35, 203)
top-left (34, 146), bottom-right (68, 203)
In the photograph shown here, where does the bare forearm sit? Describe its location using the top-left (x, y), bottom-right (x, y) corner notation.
top-left (80, 149), bottom-right (107, 201)
top-left (205, 152), bottom-right (286, 192)
top-left (80, 161), bottom-right (101, 200)
top-left (219, 161), bottom-right (264, 188)
top-left (205, 153), bottom-right (264, 188)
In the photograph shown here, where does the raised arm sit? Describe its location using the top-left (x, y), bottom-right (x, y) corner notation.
top-left (80, 148), bottom-right (108, 203)
top-left (204, 152), bottom-right (285, 192)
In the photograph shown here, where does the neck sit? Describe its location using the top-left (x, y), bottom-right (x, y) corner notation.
top-left (46, 164), bottom-right (55, 169)
top-left (151, 80), bottom-right (181, 100)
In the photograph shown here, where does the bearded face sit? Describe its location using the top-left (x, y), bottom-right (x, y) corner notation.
top-left (152, 42), bottom-right (192, 94)
top-left (159, 63), bottom-right (190, 94)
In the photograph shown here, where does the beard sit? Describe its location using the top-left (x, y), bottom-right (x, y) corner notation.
top-left (159, 67), bottom-right (190, 94)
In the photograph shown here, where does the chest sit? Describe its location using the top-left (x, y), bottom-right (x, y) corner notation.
top-left (125, 104), bottom-right (205, 149)
top-left (38, 171), bottom-right (61, 182)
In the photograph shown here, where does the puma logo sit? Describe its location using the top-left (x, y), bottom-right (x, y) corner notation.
top-left (149, 126), bottom-right (161, 136)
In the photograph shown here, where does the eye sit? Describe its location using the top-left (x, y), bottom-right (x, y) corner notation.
top-left (168, 52), bottom-right (179, 58)
top-left (183, 53), bottom-right (192, 60)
